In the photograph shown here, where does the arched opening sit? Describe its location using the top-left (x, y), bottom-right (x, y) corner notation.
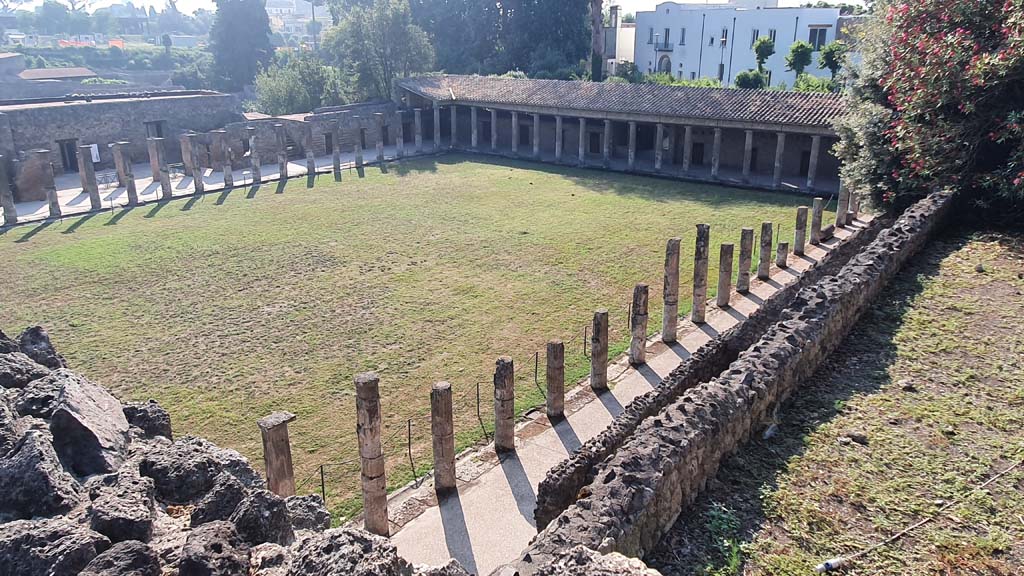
top-left (658, 55), bottom-right (672, 74)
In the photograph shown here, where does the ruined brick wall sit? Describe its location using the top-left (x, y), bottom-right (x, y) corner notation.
top-left (533, 212), bottom-right (885, 530)
top-left (515, 189), bottom-right (955, 574)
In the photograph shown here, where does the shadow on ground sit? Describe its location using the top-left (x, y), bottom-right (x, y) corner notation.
top-left (643, 231), bottom-right (969, 576)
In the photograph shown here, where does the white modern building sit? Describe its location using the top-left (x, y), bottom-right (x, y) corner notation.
top-left (603, 6), bottom-right (637, 76)
top-left (634, 0), bottom-right (840, 87)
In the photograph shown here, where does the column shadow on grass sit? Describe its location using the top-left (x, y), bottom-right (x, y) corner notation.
top-left (144, 200), bottom-right (168, 218)
top-left (61, 212), bottom-right (96, 234)
top-left (642, 232), bottom-right (966, 575)
top-left (104, 206), bottom-right (134, 226)
top-left (15, 220), bottom-right (52, 243)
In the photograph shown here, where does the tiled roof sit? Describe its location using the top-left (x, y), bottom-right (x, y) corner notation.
top-left (19, 67), bottom-right (96, 80)
top-left (399, 75), bottom-right (845, 130)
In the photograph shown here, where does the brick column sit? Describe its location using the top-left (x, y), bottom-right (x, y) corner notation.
top-left (590, 309), bottom-right (609, 391)
top-left (742, 129), bottom-right (754, 182)
top-left (682, 125), bottom-right (693, 172)
top-left (331, 119), bottom-right (342, 181)
top-left (717, 243), bottom-right (734, 308)
top-left (806, 135), bottom-right (821, 191)
top-left (490, 109), bottom-right (498, 151)
top-left (432, 102), bottom-right (441, 152)
top-left (758, 221), bottom-right (773, 280)
top-left (355, 372), bottom-right (388, 536)
top-left (629, 283), bottom-right (649, 365)
top-left (711, 128), bottom-right (722, 179)
top-left (373, 113), bottom-right (385, 163)
top-left (77, 144), bottom-right (101, 210)
top-left (627, 121), bottom-right (637, 170)
top-left (602, 119), bottom-right (612, 168)
top-left (776, 242), bottom-right (789, 268)
top-left (352, 117), bottom-right (364, 168)
top-left (555, 116), bottom-right (564, 162)
top-left (450, 105), bottom-right (458, 149)
top-left (654, 123), bottom-right (664, 171)
top-left (179, 133), bottom-right (195, 178)
top-left (146, 138), bottom-right (172, 199)
top-left (111, 142), bottom-right (138, 205)
top-left (532, 113), bottom-right (541, 159)
top-left (188, 133), bottom-right (204, 194)
top-left (258, 411), bottom-right (296, 497)
top-left (213, 130), bottom-right (233, 189)
top-left (274, 123), bottom-right (289, 180)
top-left (34, 150), bottom-right (60, 218)
top-left (0, 155), bottom-right (18, 226)
top-left (691, 223), bottom-right (710, 323)
top-left (810, 197), bottom-right (824, 244)
top-left (414, 108), bottom-right (423, 153)
top-left (794, 206), bottom-right (809, 256)
top-left (737, 227), bottom-right (754, 293)
top-left (493, 357), bottom-right (515, 453)
top-left (773, 132), bottom-right (786, 189)
top-left (836, 183), bottom-right (850, 227)
top-left (430, 382), bottom-right (456, 493)
top-left (395, 111), bottom-right (405, 159)
top-left (578, 118), bottom-right (587, 166)
top-left (471, 107), bottom-right (479, 149)
top-left (511, 111), bottom-right (520, 156)
top-left (246, 127), bottom-right (261, 184)
top-left (662, 237), bottom-right (681, 343)
top-left (545, 340), bottom-right (565, 419)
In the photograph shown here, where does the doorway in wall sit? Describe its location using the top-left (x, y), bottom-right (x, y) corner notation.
top-left (800, 150), bottom-right (811, 178)
top-left (691, 142), bottom-right (705, 166)
top-left (57, 138), bottom-right (79, 172)
top-left (519, 124), bottom-right (530, 148)
top-left (750, 147), bottom-right (759, 172)
top-left (589, 132), bottom-right (601, 155)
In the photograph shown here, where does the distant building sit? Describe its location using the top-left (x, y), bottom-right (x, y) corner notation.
top-left (634, 1), bottom-right (840, 87)
top-left (603, 5), bottom-right (636, 76)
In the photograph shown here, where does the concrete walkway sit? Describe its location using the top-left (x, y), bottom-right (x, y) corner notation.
top-left (386, 220), bottom-right (869, 575)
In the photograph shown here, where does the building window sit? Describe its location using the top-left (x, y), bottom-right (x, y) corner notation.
top-left (648, 27), bottom-right (654, 44)
top-left (664, 27), bottom-right (670, 44)
top-left (721, 28), bottom-right (728, 47)
top-left (709, 35), bottom-right (715, 47)
top-left (144, 120), bottom-right (166, 139)
top-left (680, 28), bottom-right (686, 45)
top-left (691, 71), bottom-right (697, 80)
top-left (809, 28), bottom-right (827, 50)
top-left (750, 28), bottom-right (759, 48)
top-left (766, 69), bottom-right (773, 86)
top-left (769, 28), bottom-right (777, 43)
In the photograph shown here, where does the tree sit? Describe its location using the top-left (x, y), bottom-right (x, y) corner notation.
top-left (785, 40), bottom-right (814, 76)
top-left (836, 0), bottom-right (1024, 211)
top-left (793, 72), bottom-right (834, 92)
top-left (589, 0), bottom-right (603, 81)
top-left (161, 33), bottom-right (172, 58)
top-left (208, 0), bottom-right (273, 91)
top-left (753, 36), bottom-right (775, 72)
top-left (34, 1), bottom-right (69, 35)
top-left (323, 0), bottom-right (433, 100)
top-left (621, 12), bottom-right (635, 23)
top-left (818, 40), bottom-right (847, 79)
top-left (645, 73), bottom-right (720, 88)
top-left (734, 69), bottom-right (767, 89)
top-left (251, 53), bottom-right (352, 115)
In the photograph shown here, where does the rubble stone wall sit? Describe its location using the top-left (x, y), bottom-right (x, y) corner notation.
top-left (534, 213), bottom-right (886, 529)
top-left (515, 189), bottom-right (955, 574)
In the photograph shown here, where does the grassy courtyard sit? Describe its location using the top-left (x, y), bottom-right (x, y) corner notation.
top-left (647, 230), bottom-right (1024, 575)
top-left (0, 154), bottom-right (825, 518)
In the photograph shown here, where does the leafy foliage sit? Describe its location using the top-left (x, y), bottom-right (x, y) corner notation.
top-left (645, 73), bottom-right (721, 88)
top-left (208, 0), bottom-right (273, 91)
top-left (818, 40), bottom-right (847, 79)
top-left (753, 36), bottom-right (776, 72)
top-left (250, 53), bottom-right (352, 115)
top-left (793, 72), bottom-right (835, 92)
top-left (785, 40), bottom-right (814, 76)
top-left (836, 0), bottom-right (1024, 209)
top-left (735, 69), bottom-right (767, 89)
top-left (322, 0), bottom-right (433, 100)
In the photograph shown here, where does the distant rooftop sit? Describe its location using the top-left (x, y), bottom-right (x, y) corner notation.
top-left (399, 75), bottom-right (845, 130)
top-left (18, 67), bottom-right (97, 81)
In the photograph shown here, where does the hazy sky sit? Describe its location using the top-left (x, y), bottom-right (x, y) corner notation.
top-left (21, 0), bottom-right (843, 18)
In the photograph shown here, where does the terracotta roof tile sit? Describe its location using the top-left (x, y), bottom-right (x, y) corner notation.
top-left (399, 75), bottom-right (845, 130)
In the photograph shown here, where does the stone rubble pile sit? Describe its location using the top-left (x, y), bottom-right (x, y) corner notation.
top-left (0, 325), bottom-right (469, 576)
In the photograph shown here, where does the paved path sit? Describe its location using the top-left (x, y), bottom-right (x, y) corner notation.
top-left (387, 221), bottom-right (868, 575)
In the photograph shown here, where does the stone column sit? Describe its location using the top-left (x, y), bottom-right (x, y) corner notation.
top-left (662, 237), bottom-right (681, 343)
top-left (0, 156), bottom-right (17, 226)
top-left (471, 107), bottom-right (479, 149)
top-left (374, 113), bottom-right (385, 163)
top-left (532, 114), bottom-right (541, 159)
top-left (555, 116), bottom-right (564, 162)
top-left (629, 283), bottom-right (649, 365)
top-left (331, 120), bottom-right (342, 181)
top-left (111, 142), bottom-right (138, 206)
top-left (682, 125), bottom-right (693, 172)
top-left (433, 102), bottom-right (442, 152)
top-left (188, 134), bottom-right (204, 195)
top-left (213, 130), bottom-right (233, 189)
top-left (490, 109), bottom-right (498, 151)
top-left (352, 117), bottom-right (364, 168)
top-left (395, 111), bottom-right (405, 159)
top-left (835, 183), bottom-right (850, 227)
top-left (717, 243), bottom-right (734, 308)
top-left (602, 119), bottom-right (612, 168)
top-left (590, 310), bottom-right (609, 391)
top-left (414, 108), bottom-right (423, 153)
top-left (450, 105), bottom-right (458, 149)
top-left (258, 411), bottom-right (297, 497)
top-left (742, 129), bottom-right (754, 182)
top-left (34, 150), bottom-right (60, 218)
top-left (511, 111), bottom-right (520, 156)
top-left (355, 372), bottom-right (388, 536)
top-left (430, 382), bottom-right (456, 493)
top-left (578, 118), bottom-right (587, 166)
top-left (810, 197), bottom-right (824, 244)
top-left (654, 123), bottom-right (664, 171)
top-left (806, 135), bottom-right (821, 191)
top-left (627, 121), bottom-right (637, 170)
top-left (794, 206), bottom-right (809, 256)
top-left (737, 227), bottom-right (754, 293)
top-left (274, 123), bottom-right (289, 180)
top-left (147, 138), bottom-right (172, 199)
top-left (758, 221), bottom-right (773, 280)
top-left (493, 357), bottom-right (515, 453)
top-left (711, 128), bottom-right (722, 179)
top-left (77, 145), bottom-right (101, 210)
top-left (179, 134), bottom-right (195, 178)
top-left (691, 223), bottom-right (710, 323)
top-left (776, 242), bottom-right (789, 268)
top-left (246, 127), bottom-right (261, 185)
top-left (773, 132), bottom-right (786, 189)
top-left (850, 191), bottom-right (861, 220)
top-left (546, 340), bottom-right (564, 419)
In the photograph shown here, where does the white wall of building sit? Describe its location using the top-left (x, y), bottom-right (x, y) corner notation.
top-left (634, 1), bottom-right (840, 87)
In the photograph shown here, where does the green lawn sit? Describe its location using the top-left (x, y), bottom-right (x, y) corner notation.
top-left (0, 154), bottom-right (825, 518)
top-left (646, 230), bottom-right (1024, 575)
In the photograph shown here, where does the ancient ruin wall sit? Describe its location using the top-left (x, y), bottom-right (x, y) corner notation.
top-left (515, 189), bottom-right (955, 573)
top-left (533, 213), bottom-right (887, 529)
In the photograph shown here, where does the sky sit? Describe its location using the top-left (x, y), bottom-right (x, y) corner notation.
top-left (19, 0), bottom-right (854, 18)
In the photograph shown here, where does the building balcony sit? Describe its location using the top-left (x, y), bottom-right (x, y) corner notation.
top-left (654, 41), bottom-right (674, 52)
